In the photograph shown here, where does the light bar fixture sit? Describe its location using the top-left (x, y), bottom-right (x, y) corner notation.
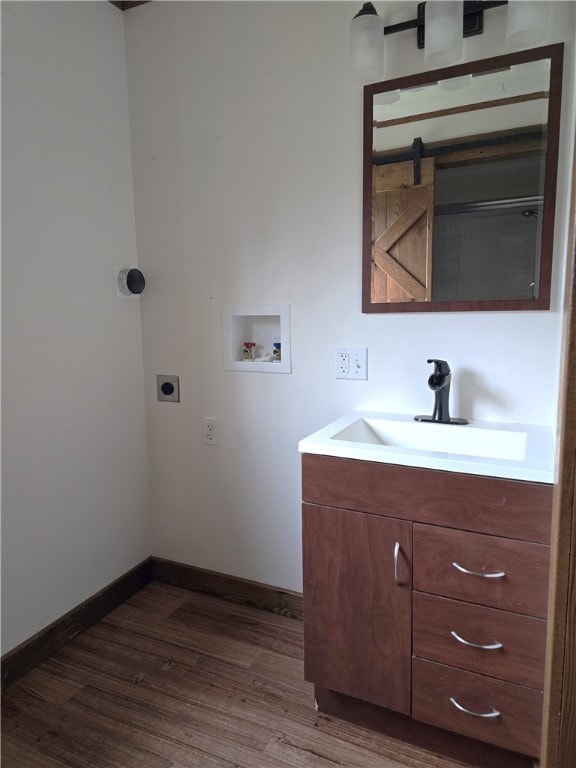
top-left (349, 1), bottom-right (550, 84)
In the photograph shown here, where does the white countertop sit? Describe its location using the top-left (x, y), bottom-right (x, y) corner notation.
top-left (298, 411), bottom-right (555, 483)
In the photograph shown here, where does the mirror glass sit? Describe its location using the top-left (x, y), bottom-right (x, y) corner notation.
top-left (362, 45), bottom-right (563, 313)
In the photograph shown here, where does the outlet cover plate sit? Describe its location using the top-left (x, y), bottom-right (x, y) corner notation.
top-left (203, 417), bottom-right (219, 445)
top-left (335, 347), bottom-right (368, 380)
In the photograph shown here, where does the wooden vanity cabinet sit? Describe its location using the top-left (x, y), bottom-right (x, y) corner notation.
top-left (302, 453), bottom-right (553, 760)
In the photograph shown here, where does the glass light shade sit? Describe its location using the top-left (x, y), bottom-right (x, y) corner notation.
top-left (505, 1), bottom-right (549, 47)
top-left (349, 6), bottom-right (385, 84)
top-left (424, 1), bottom-right (463, 69)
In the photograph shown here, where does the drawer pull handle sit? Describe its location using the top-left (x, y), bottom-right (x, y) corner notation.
top-left (450, 630), bottom-right (503, 651)
top-left (394, 541), bottom-right (401, 585)
top-left (452, 562), bottom-right (506, 579)
top-left (449, 697), bottom-right (501, 719)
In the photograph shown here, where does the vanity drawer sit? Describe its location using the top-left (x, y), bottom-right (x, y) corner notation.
top-left (412, 592), bottom-right (547, 688)
top-left (413, 524), bottom-right (549, 617)
top-left (412, 658), bottom-right (543, 757)
top-left (301, 454), bottom-right (552, 543)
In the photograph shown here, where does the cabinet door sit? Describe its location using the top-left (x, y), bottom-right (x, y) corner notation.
top-left (302, 503), bottom-right (412, 714)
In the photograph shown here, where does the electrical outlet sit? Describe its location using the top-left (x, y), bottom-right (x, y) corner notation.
top-left (336, 351), bottom-right (349, 376)
top-left (335, 347), bottom-right (368, 380)
top-left (203, 417), bottom-right (219, 446)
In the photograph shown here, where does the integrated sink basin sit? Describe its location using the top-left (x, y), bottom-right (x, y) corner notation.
top-left (333, 417), bottom-right (527, 461)
top-left (298, 411), bottom-right (554, 482)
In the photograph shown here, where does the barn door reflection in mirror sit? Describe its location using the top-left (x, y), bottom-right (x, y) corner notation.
top-left (371, 158), bottom-right (434, 303)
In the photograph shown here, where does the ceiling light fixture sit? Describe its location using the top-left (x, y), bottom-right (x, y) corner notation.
top-left (349, 1), bottom-right (550, 84)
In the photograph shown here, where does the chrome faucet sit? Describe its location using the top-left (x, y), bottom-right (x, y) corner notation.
top-left (414, 359), bottom-right (468, 425)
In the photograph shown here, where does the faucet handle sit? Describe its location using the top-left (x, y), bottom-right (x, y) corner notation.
top-left (427, 359), bottom-right (451, 375)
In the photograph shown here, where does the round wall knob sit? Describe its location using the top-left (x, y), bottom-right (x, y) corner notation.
top-left (118, 268), bottom-right (145, 296)
top-left (160, 381), bottom-right (175, 397)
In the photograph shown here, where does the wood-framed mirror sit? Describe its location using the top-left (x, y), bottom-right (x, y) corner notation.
top-left (362, 44), bottom-right (564, 313)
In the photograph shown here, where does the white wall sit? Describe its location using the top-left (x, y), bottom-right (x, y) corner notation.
top-left (124, 1), bottom-right (575, 595)
top-left (1, 1), bottom-right (151, 653)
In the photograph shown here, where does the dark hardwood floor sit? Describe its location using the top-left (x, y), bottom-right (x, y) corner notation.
top-left (2, 582), bottom-right (476, 767)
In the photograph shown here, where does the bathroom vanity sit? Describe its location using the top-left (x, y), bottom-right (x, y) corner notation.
top-left (299, 413), bottom-right (554, 763)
